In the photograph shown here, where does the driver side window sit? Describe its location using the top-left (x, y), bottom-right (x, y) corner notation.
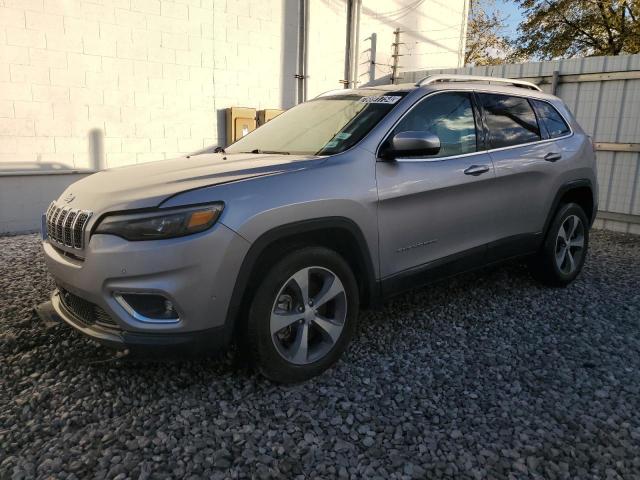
top-left (392, 92), bottom-right (478, 158)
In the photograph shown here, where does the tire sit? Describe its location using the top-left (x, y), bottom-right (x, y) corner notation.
top-left (528, 202), bottom-right (589, 287)
top-left (244, 246), bottom-right (359, 383)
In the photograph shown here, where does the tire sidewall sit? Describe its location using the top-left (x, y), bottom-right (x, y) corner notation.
top-left (247, 246), bottom-right (359, 383)
top-left (543, 202), bottom-right (589, 284)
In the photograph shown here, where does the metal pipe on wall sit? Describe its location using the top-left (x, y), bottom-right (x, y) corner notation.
top-left (344, 0), bottom-right (361, 89)
top-left (303, 0), bottom-right (309, 100)
top-left (296, 0), bottom-right (309, 104)
top-left (351, 0), bottom-right (361, 88)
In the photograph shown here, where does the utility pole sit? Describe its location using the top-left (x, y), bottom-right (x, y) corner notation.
top-left (390, 28), bottom-right (403, 84)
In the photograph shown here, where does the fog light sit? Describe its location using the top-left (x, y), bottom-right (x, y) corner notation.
top-left (114, 293), bottom-right (179, 323)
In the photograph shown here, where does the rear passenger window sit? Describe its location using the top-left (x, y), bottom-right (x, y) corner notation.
top-left (532, 100), bottom-right (571, 138)
top-left (391, 92), bottom-right (477, 157)
top-left (479, 93), bottom-right (541, 149)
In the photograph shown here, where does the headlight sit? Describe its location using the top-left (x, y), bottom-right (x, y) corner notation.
top-left (94, 203), bottom-right (224, 241)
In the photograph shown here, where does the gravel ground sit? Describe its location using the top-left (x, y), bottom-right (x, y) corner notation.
top-left (1, 230), bottom-right (639, 480)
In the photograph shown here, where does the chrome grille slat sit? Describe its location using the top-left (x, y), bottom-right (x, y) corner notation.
top-left (63, 210), bottom-right (77, 246)
top-left (45, 202), bottom-right (93, 251)
top-left (50, 206), bottom-right (61, 233)
top-left (73, 212), bottom-right (90, 248)
top-left (56, 209), bottom-right (68, 240)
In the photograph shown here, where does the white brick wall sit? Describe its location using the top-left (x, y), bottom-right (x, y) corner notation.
top-left (0, 0), bottom-right (466, 173)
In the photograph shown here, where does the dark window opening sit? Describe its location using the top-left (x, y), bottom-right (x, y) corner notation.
top-left (389, 92), bottom-right (478, 158)
top-left (479, 93), bottom-right (541, 149)
top-left (532, 100), bottom-right (571, 138)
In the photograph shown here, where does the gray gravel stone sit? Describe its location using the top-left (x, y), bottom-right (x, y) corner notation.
top-left (1, 230), bottom-right (639, 479)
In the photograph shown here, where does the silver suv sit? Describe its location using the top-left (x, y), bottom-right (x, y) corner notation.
top-left (39, 75), bottom-right (598, 383)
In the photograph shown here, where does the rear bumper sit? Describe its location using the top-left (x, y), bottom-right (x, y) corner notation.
top-left (38, 292), bottom-right (231, 353)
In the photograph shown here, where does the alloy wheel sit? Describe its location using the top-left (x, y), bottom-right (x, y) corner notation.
top-left (270, 266), bottom-right (347, 365)
top-left (555, 214), bottom-right (585, 275)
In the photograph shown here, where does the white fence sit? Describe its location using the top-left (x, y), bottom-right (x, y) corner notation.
top-left (403, 54), bottom-right (640, 234)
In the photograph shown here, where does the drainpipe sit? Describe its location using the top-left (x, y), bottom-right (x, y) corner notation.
top-left (296, 0), bottom-right (309, 103)
top-left (344, 0), bottom-right (361, 89)
top-left (303, 0), bottom-right (309, 100)
top-left (351, 0), bottom-right (361, 88)
top-left (458, 0), bottom-right (470, 67)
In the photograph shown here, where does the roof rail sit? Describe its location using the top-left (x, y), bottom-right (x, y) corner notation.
top-left (315, 88), bottom-right (350, 98)
top-left (416, 74), bottom-right (542, 91)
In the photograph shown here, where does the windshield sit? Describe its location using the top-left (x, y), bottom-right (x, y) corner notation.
top-left (224, 91), bottom-right (407, 155)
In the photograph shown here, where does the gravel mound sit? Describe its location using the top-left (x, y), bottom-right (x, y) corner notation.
top-left (1, 230), bottom-right (639, 479)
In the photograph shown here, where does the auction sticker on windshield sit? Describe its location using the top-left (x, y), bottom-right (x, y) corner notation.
top-left (359, 95), bottom-right (402, 104)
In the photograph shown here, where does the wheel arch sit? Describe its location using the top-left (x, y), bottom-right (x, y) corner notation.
top-left (225, 217), bottom-right (379, 335)
top-left (544, 179), bottom-right (596, 235)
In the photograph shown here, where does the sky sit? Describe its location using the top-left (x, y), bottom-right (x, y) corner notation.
top-left (493, 0), bottom-right (524, 39)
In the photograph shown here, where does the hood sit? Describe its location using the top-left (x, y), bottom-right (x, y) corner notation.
top-left (57, 153), bottom-right (323, 212)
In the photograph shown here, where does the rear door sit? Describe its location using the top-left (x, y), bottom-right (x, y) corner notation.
top-left (477, 93), bottom-right (561, 251)
top-left (376, 91), bottom-right (499, 279)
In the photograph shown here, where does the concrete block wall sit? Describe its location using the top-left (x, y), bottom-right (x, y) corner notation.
top-left (0, 0), bottom-right (467, 232)
top-left (0, 0), bottom-right (296, 171)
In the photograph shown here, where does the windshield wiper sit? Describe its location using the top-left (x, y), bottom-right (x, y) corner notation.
top-left (246, 149), bottom-right (290, 155)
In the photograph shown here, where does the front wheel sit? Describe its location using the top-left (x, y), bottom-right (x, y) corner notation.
top-left (245, 246), bottom-right (359, 383)
top-left (529, 202), bottom-right (589, 287)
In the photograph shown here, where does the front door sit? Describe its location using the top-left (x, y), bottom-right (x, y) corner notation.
top-left (376, 91), bottom-right (500, 279)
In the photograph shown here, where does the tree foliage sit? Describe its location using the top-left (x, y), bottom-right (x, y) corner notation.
top-left (511, 0), bottom-right (640, 60)
top-left (465, 0), bottom-right (511, 66)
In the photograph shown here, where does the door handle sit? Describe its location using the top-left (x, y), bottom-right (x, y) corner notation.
top-left (544, 152), bottom-right (562, 162)
top-left (464, 164), bottom-right (490, 176)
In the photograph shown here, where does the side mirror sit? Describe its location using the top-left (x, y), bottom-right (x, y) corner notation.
top-left (382, 131), bottom-right (441, 160)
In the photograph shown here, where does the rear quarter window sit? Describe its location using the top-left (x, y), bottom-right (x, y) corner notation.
top-left (532, 100), bottom-right (571, 138)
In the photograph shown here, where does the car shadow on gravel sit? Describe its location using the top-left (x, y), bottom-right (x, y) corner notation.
top-left (30, 257), bottom-right (536, 378)
top-left (2, 230), bottom-right (640, 479)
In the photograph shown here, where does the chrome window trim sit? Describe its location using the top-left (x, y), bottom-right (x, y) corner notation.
top-left (113, 292), bottom-right (181, 324)
top-left (483, 132), bottom-right (573, 154)
top-left (376, 88), bottom-right (574, 164)
top-left (395, 150), bottom-right (484, 163)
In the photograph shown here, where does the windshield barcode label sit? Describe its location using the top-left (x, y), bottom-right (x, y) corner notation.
top-left (359, 95), bottom-right (401, 104)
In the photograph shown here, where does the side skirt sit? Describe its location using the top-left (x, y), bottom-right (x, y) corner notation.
top-left (379, 233), bottom-right (542, 300)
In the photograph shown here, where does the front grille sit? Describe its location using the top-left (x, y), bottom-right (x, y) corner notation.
top-left (59, 288), bottom-right (118, 329)
top-left (45, 202), bottom-right (92, 249)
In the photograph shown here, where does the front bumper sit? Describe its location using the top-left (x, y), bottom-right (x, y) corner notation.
top-left (42, 222), bottom-right (250, 342)
top-left (37, 295), bottom-right (231, 352)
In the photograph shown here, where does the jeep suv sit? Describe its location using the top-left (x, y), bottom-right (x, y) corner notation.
top-left (39, 75), bottom-right (598, 383)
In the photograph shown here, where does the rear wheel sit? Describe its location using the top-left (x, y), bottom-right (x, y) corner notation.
top-left (245, 246), bottom-right (359, 383)
top-left (529, 202), bottom-right (589, 287)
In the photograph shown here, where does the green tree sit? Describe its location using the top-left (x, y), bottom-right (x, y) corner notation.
top-left (465, 0), bottom-right (511, 66)
top-left (511, 0), bottom-right (640, 60)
